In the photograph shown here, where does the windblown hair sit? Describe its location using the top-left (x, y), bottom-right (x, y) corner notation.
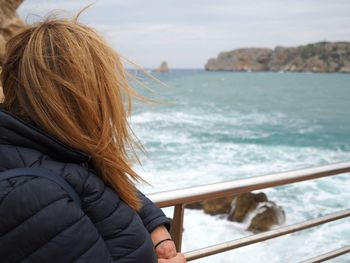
top-left (1, 17), bottom-right (145, 210)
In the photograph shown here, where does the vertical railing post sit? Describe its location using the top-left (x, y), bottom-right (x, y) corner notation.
top-left (170, 204), bottom-right (185, 251)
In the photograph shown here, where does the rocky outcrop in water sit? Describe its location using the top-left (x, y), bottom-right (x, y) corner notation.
top-left (186, 196), bottom-right (233, 215)
top-left (228, 192), bottom-right (268, 222)
top-left (153, 61), bottom-right (169, 72)
top-left (247, 201), bottom-right (285, 233)
top-left (186, 192), bottom-right (285, 233)
top-left (205, 42), bottom-right (350, 73)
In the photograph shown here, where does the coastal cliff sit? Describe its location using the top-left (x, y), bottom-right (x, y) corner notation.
top-left (0, 0), bottom-right (25, 64)
top-left (205, 42), bottom-right (350, 73)
top-left (0, 0), bottom-right (25, 98)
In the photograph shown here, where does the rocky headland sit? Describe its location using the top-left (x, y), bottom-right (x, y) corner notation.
top-left (205, 42), bottom-right (350, 73)
top-left (0, 0), bottom-right (26, 98)
top-left (0, 0), bottom-right (25, 64)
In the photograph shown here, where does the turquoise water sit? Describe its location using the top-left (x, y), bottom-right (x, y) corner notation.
top-left (131, 70), bottom-right (350, 262)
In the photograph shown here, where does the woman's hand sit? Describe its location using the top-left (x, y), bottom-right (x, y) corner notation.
top-left (151, 225), bottom-right (177, 259)
top-left (158, 253), bottom-right (186, 263)
top-left (155, 238), bottom-right (177, 259)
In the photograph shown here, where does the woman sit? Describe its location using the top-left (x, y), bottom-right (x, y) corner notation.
top-left (0, 16), bottom-right (186, 263)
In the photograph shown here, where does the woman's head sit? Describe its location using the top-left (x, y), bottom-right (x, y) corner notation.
top-left (1, 17), bottom-right (143, 209)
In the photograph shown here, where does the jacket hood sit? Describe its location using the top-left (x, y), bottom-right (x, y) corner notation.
top-left (0, 107), bottom-right (90, 164)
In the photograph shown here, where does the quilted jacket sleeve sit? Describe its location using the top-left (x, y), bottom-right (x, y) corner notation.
top-left (137, 190), bottom-right (171, 233)
top-left (0, 175), bottom-right (113, 263)
top-left (79, 169), bottom-right (157, 263)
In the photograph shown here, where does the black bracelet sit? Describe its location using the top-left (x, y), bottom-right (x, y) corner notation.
top-left (154, 238), bottom-right (173, 249)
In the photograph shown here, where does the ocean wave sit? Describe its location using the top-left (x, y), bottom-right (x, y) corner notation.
top-left (132, 71), bottom-right (350, 262)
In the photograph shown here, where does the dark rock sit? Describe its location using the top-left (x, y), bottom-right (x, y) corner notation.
top-left (185, 191), bottom-right (286, 233)
top-left (248, 201), bottom-right (286, 233)
top-left (185, 201), bottom-right (204, 210)
top-left (153, 61), bottom-right (169, 72)
top-left (228, 192), bottom-right (267, 222)
top-left (201, 196), bottom-right (234, 215)
top-left (186, 196), bottom-right (234, 215)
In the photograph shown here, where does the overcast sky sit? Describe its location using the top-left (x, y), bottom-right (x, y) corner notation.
top-left (18, 0), bottom-right (350, 69)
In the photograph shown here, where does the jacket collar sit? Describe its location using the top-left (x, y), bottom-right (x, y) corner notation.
top-left (0, 107), bottom-right (90, 164)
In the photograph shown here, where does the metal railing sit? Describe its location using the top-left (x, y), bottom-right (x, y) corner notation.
top-left (147, 161), bottom-right (350, 262)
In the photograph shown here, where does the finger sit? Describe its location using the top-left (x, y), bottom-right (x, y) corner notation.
top-left (175, 253), bottom-right (187, 262)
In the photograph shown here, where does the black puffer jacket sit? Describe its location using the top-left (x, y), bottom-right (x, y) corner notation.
top-left (0, 108), bottom-right (169, 262)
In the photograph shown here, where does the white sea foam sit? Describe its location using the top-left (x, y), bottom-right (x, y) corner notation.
top-left (131, 99), bottom-right (350, 262)
top-left (159, 207), bottom-right (349, 263)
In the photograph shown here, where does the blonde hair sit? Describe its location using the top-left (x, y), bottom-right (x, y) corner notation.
top-left (1, 17), bottom-right (145, 210)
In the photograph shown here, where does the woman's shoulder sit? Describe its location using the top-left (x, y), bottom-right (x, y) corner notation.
top-left (43, 160), bottom-right (157, 261)
top-left (0, 168), bottom-right (113, 262)
top-left (0, 153), bottom-right (157, 262)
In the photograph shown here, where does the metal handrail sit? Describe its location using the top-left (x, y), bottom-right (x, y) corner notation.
top-left (148, 161), bottom-right (350, 207)
top-left (147, 161), bottom-right (350, 261)
top-left (184, 209), bottom-right (350, 261)
top-left (300, 245), bottom-right (350, 263)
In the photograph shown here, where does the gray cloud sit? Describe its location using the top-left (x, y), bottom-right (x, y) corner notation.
top-left (18, 0), bottom-right (350, 68)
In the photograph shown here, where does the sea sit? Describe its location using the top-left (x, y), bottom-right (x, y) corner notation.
top-left (130, 70), bottom-right (350, 263)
